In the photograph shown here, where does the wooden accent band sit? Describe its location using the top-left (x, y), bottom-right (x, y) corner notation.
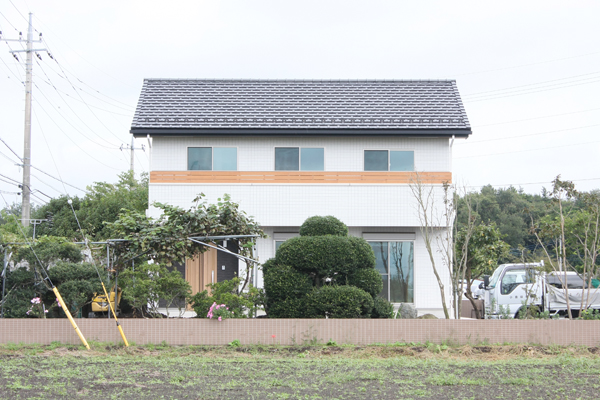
top-left (150, 171), bottom-right (452, 184)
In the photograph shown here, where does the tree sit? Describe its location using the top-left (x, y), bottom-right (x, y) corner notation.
top-left (118, 262), bottom-right (191, 318)
top-left (409, 177), bottom-right (453, 319)
top-left (107, 194), bottom-right (265, 294)
top-left (32, 171), bottom-right (149, 241)
top-left (263, 215), bottom-right (390, 319)
top-left (456, 223), bottom-right (509, 319)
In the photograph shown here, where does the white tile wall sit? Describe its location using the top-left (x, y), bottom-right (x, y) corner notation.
top-left (151, 136), bottom-right (451, 172)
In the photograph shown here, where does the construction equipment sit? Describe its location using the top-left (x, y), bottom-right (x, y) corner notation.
top-left (91, 286), bottom-right (121, 314)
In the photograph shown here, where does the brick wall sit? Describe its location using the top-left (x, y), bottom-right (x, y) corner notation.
top-left (1, 319), bottom-right (599, 346)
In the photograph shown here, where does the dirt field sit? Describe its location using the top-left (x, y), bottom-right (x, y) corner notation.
top-left (1, 343), bottom-right (599, 399)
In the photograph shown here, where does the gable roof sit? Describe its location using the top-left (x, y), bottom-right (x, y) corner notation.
top-left (131, 79), bottom-right (471, 137)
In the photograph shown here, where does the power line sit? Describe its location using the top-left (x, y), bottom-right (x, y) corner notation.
top-left (472, 107), bottom-right (600, 128)
top-left (455, 138), bottom-right (600, 160)
top-left (32, 102), bottom-right (124, 172)
top-left (463, 78), bottom-right (600, 103)
top-left (463, 71), bottom-right (600, 98)
top-left (456, 124), bottom-right (600, 145)
top-left (451, 50), bottom-right (600, 78)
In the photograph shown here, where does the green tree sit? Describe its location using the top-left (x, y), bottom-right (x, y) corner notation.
top-left (32, 171), bottom-right (148, 241)
top-left (107, 194), bottom-right (265, 293)
top-left (263, 215), bottom-right (390, 319)
top-left (119, 262), bottom-right (191, 318)
top-left (456, 223), bottom-right (509, 318)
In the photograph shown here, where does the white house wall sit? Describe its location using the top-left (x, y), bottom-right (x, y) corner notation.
top-left (150, 136), bottom-right (451, 172)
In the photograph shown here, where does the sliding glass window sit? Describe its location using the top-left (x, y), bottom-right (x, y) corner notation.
top-left (369, 241), bottom-right (414, 303)
top-left (364, 150), bottom-right (414, 171)
top-left (275, 147), bottom-right (324, 171)
top-left (188, 147), bottom-right (237, 171)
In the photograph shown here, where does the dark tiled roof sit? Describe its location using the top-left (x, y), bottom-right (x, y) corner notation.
top-left (131, 79), bottom-right (471, 136)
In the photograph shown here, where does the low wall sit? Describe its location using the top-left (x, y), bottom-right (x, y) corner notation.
top-left (1, 319), bottom-right (600, 346)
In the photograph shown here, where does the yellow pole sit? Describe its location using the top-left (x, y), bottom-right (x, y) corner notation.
top-left (52, 287), bottom-right (90, 350)
top-left (100, 282), bottom-right (129, 347)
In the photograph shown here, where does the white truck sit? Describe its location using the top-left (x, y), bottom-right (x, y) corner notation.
top-left (481, 262), bottom-right (600, 318)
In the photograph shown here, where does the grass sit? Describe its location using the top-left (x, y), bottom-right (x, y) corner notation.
top-left (1, 343), bottom-right (600, 399)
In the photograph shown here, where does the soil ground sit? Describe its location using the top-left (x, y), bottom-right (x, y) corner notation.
top-left (1, 343), bottom-right (599, 399)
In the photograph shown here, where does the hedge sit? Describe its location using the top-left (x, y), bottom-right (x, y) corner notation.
top-left (307, 285), bottom-right (374, 318)
top-left (346, 268), bottom-right (383, 298)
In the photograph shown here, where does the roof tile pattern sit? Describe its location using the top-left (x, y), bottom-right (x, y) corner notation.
top-left (132, 79), bottom-right (471, 131)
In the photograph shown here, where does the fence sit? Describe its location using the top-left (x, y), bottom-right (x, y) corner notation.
top-left (1, 319), bottom-right (599, 346)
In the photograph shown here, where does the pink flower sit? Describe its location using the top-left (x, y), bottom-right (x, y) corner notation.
top-left (31, 297), bottom-right (41, 304)
top-left (44, 310), bottom-right (48, 313)
top-left (218, 316), bottom-right (222, 321)
top-left (56, 299), bottom-right (61, 308)
top-left (272, 335), bottom-right (276, 339)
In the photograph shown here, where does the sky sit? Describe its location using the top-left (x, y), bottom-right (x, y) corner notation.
top-left (0, 0), bottom-right (599, 210)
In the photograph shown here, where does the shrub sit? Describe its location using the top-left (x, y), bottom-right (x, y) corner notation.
top-left (266, 297), bottom-right (310, 318)
top-left (1, 267), bottom-right (37, 318)
top-left (348, 236), bottom-right (376, 269)
top-left (299, 215), bottom-right (348, 237)
top-left (263, 263), bottom-right (313, 304)
top-left (308, 285), bottom-right (374, 318)
top-left (189, 277), bottom-right (262, 318)
top-left (277, 236), bottom-right (368, 279)
top-left (346, 268), bottom-right (383, 298)
top-left (371, 297), bottom-right (394, 318)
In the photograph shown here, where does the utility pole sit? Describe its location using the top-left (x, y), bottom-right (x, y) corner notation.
top-left (2, 13), bottom-right (45, 226)
top-left (120, 138), bottom-right (145, 172)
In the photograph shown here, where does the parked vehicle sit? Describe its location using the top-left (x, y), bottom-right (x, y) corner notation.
top-left (481, 261), bottom-right (600, 318)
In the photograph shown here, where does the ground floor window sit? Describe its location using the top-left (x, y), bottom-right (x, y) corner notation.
top-left (369, 241), bottom-right (414, 303)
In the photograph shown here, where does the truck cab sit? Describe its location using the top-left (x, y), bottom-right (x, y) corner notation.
top-left (483, 262), bottom-right (544, 318)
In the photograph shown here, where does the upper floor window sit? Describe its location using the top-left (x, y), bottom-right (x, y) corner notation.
top-left (275, 147), bottom-right (324, 171)
top-left (364, 150), bottom-right (414, 171)
top-left (188, 147), bottom-right (237, 171)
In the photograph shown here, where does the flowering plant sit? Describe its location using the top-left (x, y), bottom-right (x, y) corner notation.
top-left (26, 297), bottom-right (48, 318)
top-left (207, 302), bottom-right (233, 321)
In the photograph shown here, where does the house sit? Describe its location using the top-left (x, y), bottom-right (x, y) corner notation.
top-left (130, 79), bottom-right (472, 318)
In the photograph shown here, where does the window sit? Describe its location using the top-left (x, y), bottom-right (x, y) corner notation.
top-left (364, 150), bottom-right (414, 171)
top-left (369, 240), bottom-right (414, 303)
top-left (500, 268), bottom-right (535, 295)
top-left (188, 147), bottom-right (237, 171)
top-left (275, 147), bottom-right (324, 171)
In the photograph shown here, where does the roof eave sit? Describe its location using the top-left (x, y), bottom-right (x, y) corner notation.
top-left (131, 127), bottom-right (472, 138)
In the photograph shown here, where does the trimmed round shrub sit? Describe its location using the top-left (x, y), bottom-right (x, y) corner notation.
top-left (261, 257), bottom-right (278, 275)
top-left (347, 268), bottom-right (383, 298)
top-left (307, 285), bottom-right (374, 318)
top-left (348, 236), bottom-right (376, 269)
top-left (263, 263), bottom-right (313, 304)
top-left (276, 236), bottom-right (357, 277)
top-left (299, 215), bottom-right (348, 237)
top-left (267, 297), bottom-right (309, 318)
top-left (371, 297), bottom-right (394, 318)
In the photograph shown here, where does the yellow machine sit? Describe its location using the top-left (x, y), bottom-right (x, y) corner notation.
top-left (91, 287), bottom-right (122, 314)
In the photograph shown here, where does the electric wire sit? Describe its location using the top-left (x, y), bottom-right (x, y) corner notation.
top-left (472, 107), bottom-right (600, 128)
top-left (455, 124), bottom-right (600, 145)
top-left (0, 136), bottom-right (22, 161)
top-left (463, 78), bottom-right (600, 103)
top-left (450, 50), bottom-right (600, 78)
top-left (463, 71), bottom-right (600, 98)
top-left (31, 101), bottom-right (123, 172)
top-left (33, 69), bottom-right (121, 148)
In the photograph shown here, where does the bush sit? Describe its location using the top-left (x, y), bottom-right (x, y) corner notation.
top-left (1, 268), bottom-right (37, 318)
top-left (308, 285), bottom-right (374, 318)
top-left (266, 297), bottom-right (309, 318)
top-left (346, 268), bottom-right (383, 298)
top-left (189, 277), bottom-right (262, 318)
top-left (348, 236), bottom-right (376, 269)
top-left (263, 263), bottom-right (313, 304)
top-left (371, 297), bottom-right (394, 318)
top-left (299, 215), bottom-right (348, 237)
top-left (277, 235), bottom-right (371, 279)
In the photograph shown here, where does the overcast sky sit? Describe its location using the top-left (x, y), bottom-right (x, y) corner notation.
top-left (1, 1), bottom-right (599, 209)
